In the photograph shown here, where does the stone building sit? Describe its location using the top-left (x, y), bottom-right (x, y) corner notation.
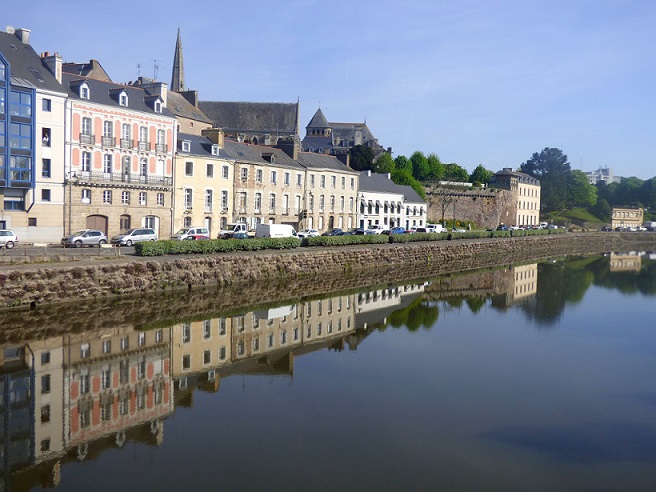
top-left (490, 168), bottom-right (541, 227)
top-left (611, 207), bottom-right (643, 229)
top-left (302, 107), bottom-right (389, 164)
top-left (61, 62), bottom-right (177, 238)
top-left (1, 27), bottom-right (68, 242)
top-left (174, 129), bottom-right (234, 236)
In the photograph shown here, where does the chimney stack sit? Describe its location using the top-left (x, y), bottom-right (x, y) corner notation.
top-left (15, 27), bottom-right (30, 44)
top-left (41, 52), bottom-right (63, 83)
top-left (202, 128), bottom-right (224, 148)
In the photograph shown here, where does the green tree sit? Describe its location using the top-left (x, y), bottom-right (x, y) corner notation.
top-left (443, 163), bottom-right (469, 182)
top-left (427, 153), bottom-right (444, 181)
top-left (409, 151), bottom-right (430, 181)
top-left (391, 168), bottom-right (426, 199)
top-left (469, 164), bottom-right (493, 185)
top-left (374, 152), bottom-right (395, 174)
top-left (640, 177), bottom-right (656, 210)
top-left (567, 170), bottom-right (597, 208)
top-left (520, 147), bottom-right (571, 211)
top-left (591, 198), bottom-right (611, 221)
top-left (349, 145), bottom-right (375, 171)
top-left (394, 155), bottom-right (412, 173)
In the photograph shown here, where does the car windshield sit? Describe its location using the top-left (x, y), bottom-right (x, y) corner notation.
top-left (71, 230), bottom-right (88, 237)
top-left (174, 228), bottom-right (190, 235)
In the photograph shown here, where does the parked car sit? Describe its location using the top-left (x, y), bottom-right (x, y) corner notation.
top-left (218, 223), bottom-right (248, 239)
top-left (600, 226), bottom-right (612, 232)
top-left (297, 228), bottom-right (319, 238)
top-left (496, 224), bottom-right (510, 231)
top-left (389, 226), bottom-right (406, 234)
top-left (353, 228), bottom-right (375, 235)
top-left (61, 229), bottom-right (108, 247)
top-left (170, 227), bottom-right (210, 241)
top-left (322, 228), bottom-right (343, 236)
top-left (231, 232), bottom-right (250, 240)
top-left (0, 230), bottom-right (18, 249)
top-left (110, 228), bottom-right (158, 246)
top-left (366, 224), bottom-right (389, 234)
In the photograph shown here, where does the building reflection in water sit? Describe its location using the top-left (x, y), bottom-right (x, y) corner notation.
top-left (609, 252), bottom-right (642, 272)
top-left (0, 260), bottom-right (546, 490)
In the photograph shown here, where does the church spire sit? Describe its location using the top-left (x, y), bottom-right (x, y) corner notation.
top-left (171, 28), bottom-right (185, 92)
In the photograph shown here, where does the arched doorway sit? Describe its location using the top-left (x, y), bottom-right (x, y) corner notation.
top-left (328, 216), bottom-right (335, 230)
top-left (86, 215), bottom-right (108, 235)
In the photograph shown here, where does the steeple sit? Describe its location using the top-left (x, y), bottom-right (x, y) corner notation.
top-left (171, 28), bottom-right (185, 92)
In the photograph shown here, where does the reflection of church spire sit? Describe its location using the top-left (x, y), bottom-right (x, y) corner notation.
top-left (171, 28), bottom-right (185, 92)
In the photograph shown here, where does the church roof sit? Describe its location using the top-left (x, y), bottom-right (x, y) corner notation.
top-left (170, 28), bottom-right (185, 92)
top-left (167, 91), bottom-right (212, 124)
top-left (198, 101), bottom-right (300, 135)
top-left (306, 108), bottom-right (329, 128)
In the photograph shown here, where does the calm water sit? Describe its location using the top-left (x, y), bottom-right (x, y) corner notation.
top-left (4, 253), bottom-right (656, 491)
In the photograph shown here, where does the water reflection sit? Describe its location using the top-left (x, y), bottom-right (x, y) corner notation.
top-left (2, 253), bottom-right (656, 490)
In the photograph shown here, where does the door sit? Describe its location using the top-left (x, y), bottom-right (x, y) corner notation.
top-left (86, 215), bottom-right (108, 235)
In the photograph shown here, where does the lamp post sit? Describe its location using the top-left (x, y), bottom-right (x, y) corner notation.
top-left (452, 199), bottom-right (456, 231)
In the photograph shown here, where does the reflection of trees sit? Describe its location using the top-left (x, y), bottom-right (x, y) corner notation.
top-left (383, 298), bottom-right (440, 332)
top-left (466, 297), bottom-right (486, 313)
top-left (592, 256), bottom-right (656, 295)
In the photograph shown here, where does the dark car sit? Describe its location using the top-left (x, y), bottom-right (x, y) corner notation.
top-left (600, 226), bottom-right (612, 232)
top-left (322, 228), bottom-right (343, 236)
top-left (496, 224), bottom-right (510, 231)
top-left (231, 232), bottom-right (250, 240)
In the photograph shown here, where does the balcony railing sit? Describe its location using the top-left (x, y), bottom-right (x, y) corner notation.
top-left (102, 136), bottom-right (115, 148)
top-left (73, 171), bottom-right (172, 187)
top-left (138, 140), bottom-right (150, 151)
top-left (120, 139), bottom-right (133, 149)
top-left (156, 143), bottom-right (168, 153)
top-left (79, 133), bottom-right (95, 145)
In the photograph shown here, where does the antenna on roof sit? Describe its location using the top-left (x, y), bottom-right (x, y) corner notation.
top-left (152, 59), bottom-right (161, 80)
top-left (137, 63), bottom-right (141, 78)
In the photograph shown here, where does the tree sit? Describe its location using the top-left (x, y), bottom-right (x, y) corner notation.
top-left (566, 170), bottom-right (597, 208)
top-left (391, 168), bottom-right (426, 199)
top-left (394, 155), bottom-right (412, 173)
top-left (409, 151), bottom-right (430, 181)
top-left (520, 147), bottom-right (571, 211)
top-left (591, 198), bottom-right (611, 222)
top-left (469, 164), bottom-right (493, 185)
top-left (349, 145), bottom-right (375, 171)
top-left (427, 153), bottom-right (444, 181)
top-left (374, 152), bottom-right (395, 174)
top-left (443, 163), bottom-right (469, 182)
top-left (640, 177), bottom-right (656, 210)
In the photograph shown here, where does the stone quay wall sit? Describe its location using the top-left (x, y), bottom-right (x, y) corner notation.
top-left (0, 233), bottom-right (652, 310)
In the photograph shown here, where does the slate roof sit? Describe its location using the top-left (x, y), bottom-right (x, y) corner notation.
top-left (61, 72), bottom-right (176, 119)
top-left (398, 184), bottom-right (425, 204)
top-left (296, 151), bottom-right (358, 174)
top-left (306, 108), bottom-right (329, 128)
top-left (62, 59), bottom-right (112, 82)
top-left (222, 140), bottom-right (305, 170)
top-left (0, 31), bottom-right (66, 93)
top-left (492, 168), bottom-right (540, 186)
top-left (167, 91), bottom-right (212, 124)
top-left (358, 171), bottom-right (405, 194)
top-left (177, 133), bottom-right (231, 159)
top-left (198, 101), bottom-right (299, 135)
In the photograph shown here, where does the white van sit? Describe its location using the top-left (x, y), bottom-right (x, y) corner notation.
top-left (426, 223), bottom-right (445, 233)
top-left (255, 224), bottom-right (297, 238)
top-left (218, 223), bottom-right (248, 239)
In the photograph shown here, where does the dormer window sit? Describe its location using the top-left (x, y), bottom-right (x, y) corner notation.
top-left (154, 100), bottom-right (162, 113)
top-left (119, 93), bottom-right (128, 106)
top-left (261, 153), bottom-right (275, 164)
top-left (80, 82), bottom-right (90, 100)
top-left (182, 140), bottom-right (191, 153)
top-left (211, 145), bottom-right (219, 156)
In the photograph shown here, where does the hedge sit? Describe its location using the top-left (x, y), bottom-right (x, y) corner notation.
top-left (304, 234), bottom-right (389, 247)
top-left (135, 237), bottom-right (301, 256)
top-left (388, 232), bottom-right (447, 243)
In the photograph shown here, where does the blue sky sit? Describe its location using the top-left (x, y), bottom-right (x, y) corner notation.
top-left (5, 0), bottom-right (656, 178)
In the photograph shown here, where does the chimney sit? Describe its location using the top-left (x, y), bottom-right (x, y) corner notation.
top-left (367, 170), bottom-right (372, 176)
top-left (387, 173), bottom-right (391, 180)
top-left (135, 78), bottom-right (168, 107)
top-left (274, 136), bottom-right (300, 160)
top-left (202, 128), bottom-right (224, 148)
top-left (179, 90), bottom-right (199, 108)
top-left (14, 27), bottom-right (31, 44)
top-left (41, 52), bottom-right (63, 83)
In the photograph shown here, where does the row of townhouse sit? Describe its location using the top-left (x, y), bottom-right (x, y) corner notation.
top-left (1, 27), bottom-right (425, 242)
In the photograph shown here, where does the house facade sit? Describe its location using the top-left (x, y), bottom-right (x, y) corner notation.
top-left (611, 207), bottom-right (643, 229)
top-left (174, 130), bottom-right (234, 236)
top-left (1, 28), bottom-right (68, 242)
top-left (490, 168), bottom-right (541, 227)
top-left (62, 65), bottom-right (177, 238)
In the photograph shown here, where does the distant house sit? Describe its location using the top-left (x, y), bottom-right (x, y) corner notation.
top-left (198, 100), bottom-right (300, 146)
top-left (611, 207), bottom-right (643, 229)
top-left (490, 168), bottom-right (541, 227)
top-left (302, 108), bottom-right (389, 165)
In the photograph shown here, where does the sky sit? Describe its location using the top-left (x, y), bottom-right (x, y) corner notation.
top-left (4, 0), bottom-right (656, 179)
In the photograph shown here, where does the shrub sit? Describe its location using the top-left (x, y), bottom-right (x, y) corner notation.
top-left (304, 235), bottom-right (388, 247)
top-left (388, 232), bottom-right (447, 243)
top-left (135, 237), bottom-right (300, 256)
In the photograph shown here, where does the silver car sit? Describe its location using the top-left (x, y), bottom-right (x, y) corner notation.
top-left (61, 229), bottom-right (108, 247)
top-left (111, 228), bottom-right (158, 246)
top-left (0, 230), bottom-right (18, 249)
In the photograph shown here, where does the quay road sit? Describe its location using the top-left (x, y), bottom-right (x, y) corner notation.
top-left (0, 243), bottom-right (135, 261)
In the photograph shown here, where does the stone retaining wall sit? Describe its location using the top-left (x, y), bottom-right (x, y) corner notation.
top-left (0, 233), bottom-right (652, 310)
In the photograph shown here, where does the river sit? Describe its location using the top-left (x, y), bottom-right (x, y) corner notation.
top-left (3, 252), bottom-right (656, 491)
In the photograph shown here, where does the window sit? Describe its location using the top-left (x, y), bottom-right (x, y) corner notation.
top-left (102, 339), bottom-right (111, 354)
top-left (219, 346), bottom-right (227, 360)
top-left (206, 163), bottom-right (214, 178)
top-left (101, 366), bottom-right (111, 389)
top-left (140, 158), bottom-right (147, 177)
top-left (81, 189), bottom-right (91, 203)
top-left (331, 176), bottom-right (336, 188)
top-left (254, 193), bottom-right (262, 212)
top-left (204, 350), bottom-right (211, 364)
top-left (205, 189), bottom-right (213, 212)
top-left (182, 355), bottom-right (191, 370)
top-left (185, 161), bottom-right (193, 176)
top-left (253, 337), bottom-right (260, 351)
top-left (222, 165), bottom-right (229, 179)
top-left (341, 176), bottom-right (346, 189)
top-left (221, 190), bottom-right (228, 209)
top-left (269, 193), bottom-right (276, 212)
top-left (203, 320), bottom-right (211, 339)
top-left (218, 318), bottom-right (226, 335)
top-left (28, 217), bottom-right (37, 227)
top-left (42, 127), bottom-right (51, 146)
top-left (211, 144), bottom-right (219, 155)
top-left (320, 176), bottom-right (326, 188)
top-left (41, 374), bottom-right (51, 394)
top-left (41, 352), bottom-right (51, 364)
top-left (310, 174), bottom-right (315, 188)
top-left (119, 92), bottom-right (128, 106)
top-left (121, 123), bottom-right (131, 141)
top-left (9, 122), bottom-right (31, 150)
top-left (340, 196), bottom-right (345, 211)
top-left (138, 332), bottom-right (146, 346)
top-left (120, 336), bottom-right (129, 350)
top-left (103, 154), bottom-right (112, 174)
top-left (42, 98), bottom-right (51, 111)
top-left (103, 120), bottom-right (113, 138)
top-left (120, 214), bottom-right (131, 231)
top-left (241, 167), bottom-right (248, 180)
top-left (41, 189), bottom-right (51, 202)
top-left (297, 173), bottom-right (302, 186)
top-left (81, 343), bottom-right (90, 358)
top-left (350, 178), bottom-right (355, 190)
top-left (121, 191), bottom-right (130, 204)
top-left (157, 193), bottom-right (165, 206)
top-left (184, 188), bottom-right (193, 209)
top-left (319, 195), bottom-right (325, 212)
top-left (182, 140), bottom-right (191, 152)
top-left (81, 152), bottom-right (91, 172)
top-left (41, 404), bottom-right (51, 423)
top-left (42, 159), bottom-right (51, 178)
top-left (182, 323), bottom-right (191, 343)
top-left (155, 100), bottom-right (162, 113)
top-left (270, 170), bottom-right (277, 184)
top-left (330, 195), bottom-right (335, 211)
top-left (81, 117), bottom-right (91, 136)
top-left (284, 172), bottom-right (290, 186)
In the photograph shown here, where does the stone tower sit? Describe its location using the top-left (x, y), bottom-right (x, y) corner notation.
top-left (171, 28), bottom-right (185, 92)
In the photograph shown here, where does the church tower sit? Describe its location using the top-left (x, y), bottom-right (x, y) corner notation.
top-left (171, 28), bottom-right (185, 92)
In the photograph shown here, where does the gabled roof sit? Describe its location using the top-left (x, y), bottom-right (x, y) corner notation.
top-left (306, 108), bottom-right (329, 129)
top-left (222, 140), bottom-right (305, 170)
top-left (62, 72), bottom-right (176, 118)
top-left (177, 133), bottom-right (231, 159)
top-left (398, 184), bottom-right (425, 204)
top-left (0, 31), bottom-right (65, 93)
top-left (167, 91), bottom-right (212, 124)
top-left (198, 101), bottom-right (299, 135)
top-left (358, 171), bottom-right (405, 194)
top-left (62, 59), bottom-right (112, 82)
top-left (296, 152), bottom-right (358, 174)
